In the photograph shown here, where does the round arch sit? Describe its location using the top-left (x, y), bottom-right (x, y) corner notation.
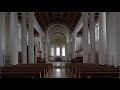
top-left (44, 22), bottom-right (72, 62)
top-left (50, 32), bottom-right (66, 41)
top-left (45, 21), bottom-right (72, 34)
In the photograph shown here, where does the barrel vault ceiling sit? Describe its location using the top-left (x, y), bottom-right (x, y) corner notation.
top-left (35, 12), bottom-right (99, 33)
top-left (18, 12), bottom-right (99, 33)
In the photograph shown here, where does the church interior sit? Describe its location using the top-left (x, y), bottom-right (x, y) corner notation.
top-left (0, 12), bottom-right (120, 78)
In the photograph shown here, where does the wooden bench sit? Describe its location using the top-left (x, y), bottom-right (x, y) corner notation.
top-left (15, 63), bottom-right (53, 77)
top-left (1, 68), bottom-right (45, 78)
top-left (2, 66), bottom-right (48, 78)
top-left (65, 63), bottom-right (71, 75)
top-left (70, 63), bottom-right (117, 77)
top-left (1, 72), bottom-right (41, 78)
top-left (17, 63), bottom-right (53, 73)
top-left (79, 72), bottom-right (120, 78)
top-left (1, 63), bottom-right (53, 78)
top-left (70, 63), bottom-right (99, 77)
top-left (71, 67), bottom-right (118, 78)
top-left (66, 63), bottom-right (119, 78)
top-left (75, 69), bottom-right (120, 78)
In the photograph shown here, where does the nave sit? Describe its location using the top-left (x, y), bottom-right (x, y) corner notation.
top-left (0, 12), bottom-right (120, 78)
top-left (49, 62), bottom-right (69, 78)
top-left (0, 60), bottom-right (120, 78)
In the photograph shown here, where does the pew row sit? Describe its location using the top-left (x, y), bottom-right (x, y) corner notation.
top-left (0, 63), bottom-right (53, 78)
top-left (65, 63), bottom-right (120, 78)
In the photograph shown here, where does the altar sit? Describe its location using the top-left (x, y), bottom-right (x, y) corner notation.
top-left (55, 56), bottom-right (62, 61)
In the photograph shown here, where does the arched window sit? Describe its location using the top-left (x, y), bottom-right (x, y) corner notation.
top-left (56, 47), bottom-right (60, 56)
top-left (17, 23), bottom-right (21, 40)
top-left (95, 23), bottom-right (99, 41)
top-left (51, 47), bottom-right (54, 56)
top-left (62, 45), bottom-right (65, 56)
top-left (88, 31), bottom-right (90, 44)
top-left (27, 32), bottom-right (29, 46)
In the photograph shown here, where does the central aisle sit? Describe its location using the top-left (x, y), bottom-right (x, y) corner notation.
top-left (49, 62), bottom-right (70, 78)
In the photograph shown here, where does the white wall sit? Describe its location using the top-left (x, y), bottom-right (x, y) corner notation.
top-left (0, 13), bottom-right (7, 66)
top-left (34, 37), bottom-right (40, 50)
top-left (75, 37), bottom-right (82, 51)
top-left (106, 12), bottom-right (120, 66)
top-left (18, 23), bottom-right (21, 52)
top-left (0, 13), bottom-right (3, 66)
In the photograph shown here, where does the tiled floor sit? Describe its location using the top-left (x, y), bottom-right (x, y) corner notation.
top-left (49, 62), bottom-right (70, 78)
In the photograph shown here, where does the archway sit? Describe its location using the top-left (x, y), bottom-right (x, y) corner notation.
top-left (50, 33), bottom-right (66, 61)
top-left (45, 23), bottom-right (72, 62)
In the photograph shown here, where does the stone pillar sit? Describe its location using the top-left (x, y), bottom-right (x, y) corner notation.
top-left (82, 12), bottom-right (89, 63)
top-left (5, 13), bottom-right (11, 65)
top-left (65, 42), bottom-right (68, 60)
top-left (1, 12), bottom-right (6, 66)
top-left (21, 12), bottom-right (27, 64)
top-left (45, 40), bottom-right (49, 62)
top-left (67, 42), bottom-right (69, 59)
top-left (10, 12), bottom-right (19, 65)
top-left (28, 12), bottom-right (34, 63)
top-left (2, 12), bottom-right (6, 65)
top-left (60, 44), bottom-right (62, 57)
top-left (48, 41), bottom-right (50, 62)
top-left (90, 12), bottom-right (96, 63)
top-left (72, 35), bottom-right (76, 58)
top-left (54, 44), bottom-right (56, 57)
top-left (41, 37), bottom-right (44, 59)
top-left (0, 13), bottom-right (3, 66)
top-left (69, 36), bottom-right (72, 60)
top-left (99, 12), bottom-right (107, 64)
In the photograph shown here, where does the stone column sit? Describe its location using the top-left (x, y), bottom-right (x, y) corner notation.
top-left (90, 12), bottom-right (96, 63)
top-left (21, 12), bottom-right (27, 64)
top-left (0, 13), bottom-right (3, 66)
top-left (45, 40), bottom-right (49, 62)
top-left (72, 35), bottom-right (76, 58)
top-left (54, 44), bottom-right (56, 57)
top-left (10, 12), bottom-right (19, 65)
top-left (67, 42), bottom-right (69, 59)
top-left (60, 44), bottom-right (62, 57)
top-left (69, 36), bottom-right (72, 60)
top-left (48, 41), bottom-right (50, 62)
top-left (5, 13), bottom-right (11, 65)
top-left (0, 13), bottom-right (2, 78)
top-left (65, 42), bottom-right (68, 60)
top-left (99, 12), bottom-right (107, 64)
top-left (2, 12), bottom-right (6, 66)
top-left (41, 37), bottom-right (44, 59)
top-left (82, 12), bottom-right (89, 63)
top-left (28, 12), bottom-right (34, 63)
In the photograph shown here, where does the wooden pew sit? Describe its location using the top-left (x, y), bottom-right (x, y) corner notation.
top-left (15, 63), bottom-right (53, 77)
top-left (1, 68), bottom-right (45, 78)
top-left (17, 63), bottom-right (53, 73)
top-left (75, 69), bottom-right (120, 78)
top-left (1, 66), bottom-right (42, 78)
top-left (2, 66), bottom-right (48, 78)
top-left (70, 63), bottom-right (98, 77)
top-left (65, 63), bottom-right (71, 75)
top-left (1, 72), bottom-right (41, 78)
top-left (2, 63), bottom-right (53, 78)
top-left (79, 72), bottom-right (120, 78)
top-left (67, 63), bottom-right (119, 78)
top-left (70, 63), bottom-right (117, 77)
